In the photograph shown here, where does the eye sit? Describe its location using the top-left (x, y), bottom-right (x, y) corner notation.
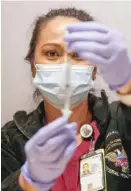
top-left (45, 50), bottom-right (59, 60)
top-left (72, 52), bottom-right (82, 61)
top-left (46, 50), bottom-right (58, 57)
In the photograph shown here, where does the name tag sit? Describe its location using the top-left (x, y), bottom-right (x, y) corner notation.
top-left (80, 149), bottom-right (107, 191)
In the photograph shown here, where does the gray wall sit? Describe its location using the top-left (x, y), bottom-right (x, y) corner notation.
top-left (2, 1), bottom-right (131, 126)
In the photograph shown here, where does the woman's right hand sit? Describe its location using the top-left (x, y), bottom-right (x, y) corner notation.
top-left (21, 116), bottom-right (77, 191)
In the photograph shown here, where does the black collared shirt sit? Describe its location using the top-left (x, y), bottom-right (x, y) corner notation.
top-left (1, 92), bottom-right (131, 191)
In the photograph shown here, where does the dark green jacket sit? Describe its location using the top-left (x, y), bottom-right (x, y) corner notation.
top-left (1, 91), bottom-right (131, 191)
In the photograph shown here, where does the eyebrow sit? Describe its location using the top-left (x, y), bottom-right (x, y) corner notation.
top-left (41, 42), bottom-right (74, 54)
top-left (41, 42), bottom-right (64, 49)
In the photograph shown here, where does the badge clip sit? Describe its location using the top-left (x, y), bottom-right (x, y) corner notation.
top-left (80, 124), bottom-right (93, 141)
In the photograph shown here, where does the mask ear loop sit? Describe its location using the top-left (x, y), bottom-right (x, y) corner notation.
top-left (33, 63), bottom-right (40, 71)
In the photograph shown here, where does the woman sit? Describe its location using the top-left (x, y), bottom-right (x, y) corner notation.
top-left (2, 8), bottom-right (131, 191)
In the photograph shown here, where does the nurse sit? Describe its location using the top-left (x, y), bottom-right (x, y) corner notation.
top-left (2, 8), bottom-right (131, 191)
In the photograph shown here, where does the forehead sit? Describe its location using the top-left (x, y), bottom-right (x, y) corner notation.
top-left (37, 16), bottom-right (80, 44)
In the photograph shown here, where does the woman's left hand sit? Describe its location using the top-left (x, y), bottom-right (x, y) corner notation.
top-left (64, 22), bottom-right (131, 90)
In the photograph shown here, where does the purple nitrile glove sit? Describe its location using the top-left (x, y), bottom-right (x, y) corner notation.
top-left (64, 22), bottom-right (131, 90)
top-left (21, 116), bottom-right (77, 191)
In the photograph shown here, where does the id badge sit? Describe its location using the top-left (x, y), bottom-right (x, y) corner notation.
top-left (80, 149), bottom-right (106, 191)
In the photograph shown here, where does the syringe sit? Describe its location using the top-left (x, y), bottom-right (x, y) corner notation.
top-left (61, 63), bottom-right (72, 119)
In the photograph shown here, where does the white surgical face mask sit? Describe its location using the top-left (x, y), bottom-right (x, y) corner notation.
top-left (33, 64), bottom-right (95, 109)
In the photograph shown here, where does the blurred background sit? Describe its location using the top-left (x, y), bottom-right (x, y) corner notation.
top-left (1, 1), bottom-right (131, 126)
